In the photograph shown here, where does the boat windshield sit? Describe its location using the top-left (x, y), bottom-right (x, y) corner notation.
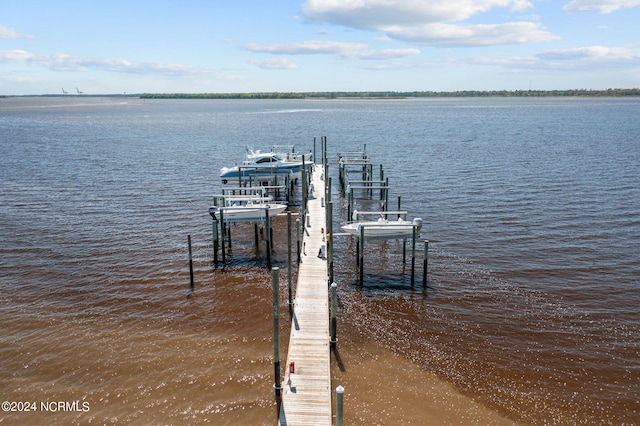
top-left (254, 155), bottom-right (282, 164)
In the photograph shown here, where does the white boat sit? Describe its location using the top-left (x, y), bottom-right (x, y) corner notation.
top-left (208, 197), bottom-right (287, 222)
top-left (342, 217), bottom-right (423, 239)
top-left (209, 190), bottom-right (287, 222)
top-left (220, 149), bottom-right (312, 184)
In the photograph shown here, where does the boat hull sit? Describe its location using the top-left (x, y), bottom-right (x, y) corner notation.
top-left (219, 150), bottom-right (313, 184)
top-left (209, 203), bottom-right (287, 222)
top-left (220, 165), bottom-right (302, 182)
top-left (341, 218), bottom-right (422, 239)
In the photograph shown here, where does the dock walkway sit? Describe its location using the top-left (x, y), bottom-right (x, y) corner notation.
top-left (279, 165), bottom-right (331, 425)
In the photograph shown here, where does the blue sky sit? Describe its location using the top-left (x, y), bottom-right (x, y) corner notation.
top-left (1, 0), bottom-right (639, 95)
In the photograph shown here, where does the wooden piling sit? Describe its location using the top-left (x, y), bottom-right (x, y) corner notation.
top-left (327, 201), bottom-right (334, 285)
top-left (359, 225), bottom-right (364, 286)
top-left (411, 226), bottom-right (416, 286)
top-left (302, 158), bottom-right (307, 213)
top-left (296, 217), bottom-right (301, 264)
top-left (266, 208), bottom-right (272, 269)
top-left (347, 186), bottom-right (353, 221)
top-left (330, 282), bottom-right (337, 349)
top-left (403, 238), bottom-right (407, 265)
top-left (423, 240), bottom-right (429, 289)
top-left (212, 219), bottom-right (219, 266)
top-left (220, 210), bottom-right (226, 264)
top-left (287, 211), bottom-right (293, 307)
top-left (336, 386), bottom-right (344, 426)
top-left (384, 177), bottom-right (389, 211)
top-left (188, 234), bottom-right (194, 293)
top-left (254, 223), bottom-right (259, 250)
top-left (272, 267), bottom-right (282, 399)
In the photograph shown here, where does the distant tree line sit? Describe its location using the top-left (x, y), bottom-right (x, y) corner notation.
top-left (139, 92), bottom-right (306, 99)
top-left (139, 88), bottom-right (640, 99)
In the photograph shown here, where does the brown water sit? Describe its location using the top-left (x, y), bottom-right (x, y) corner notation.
top-left (1, 97), bottom-right (638, 424)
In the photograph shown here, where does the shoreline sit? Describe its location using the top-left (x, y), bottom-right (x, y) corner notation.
top-left (3, 88), bottom-right (640, 98)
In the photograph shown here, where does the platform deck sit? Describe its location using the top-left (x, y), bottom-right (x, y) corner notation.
top-left (279, 165), bottom-right (331, 426)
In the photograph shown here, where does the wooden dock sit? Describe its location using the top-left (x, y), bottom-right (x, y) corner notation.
top-left (279, 165), bottom-right (332, 426)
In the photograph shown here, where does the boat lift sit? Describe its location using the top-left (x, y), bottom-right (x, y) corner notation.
top-left (333, 147), bottom-right (429, 289)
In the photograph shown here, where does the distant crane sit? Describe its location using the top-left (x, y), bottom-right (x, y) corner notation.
top-left (62, 88), bottom-right (69, 94)
top-left (76, 87), bottom-right (83, 94)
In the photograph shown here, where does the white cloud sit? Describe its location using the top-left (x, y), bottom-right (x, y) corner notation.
top-left (0, 25), bottom-right (35, 39)
top-left (301, 0), bottom-right (557, 47)
top-left (249, 58), bottom-right (298, 69)
top-left (343, 48), bottom-right (421, 60)
top-left (242, 40), bottom-right (420, 61)
top-left (0, 49), bottom-right (37, 61)
top-left (302, 0), bottom-right (534, 28)
top-left (456, 45), bottom-right (640, 71)
top-left (536, 46), bottom-right (640, 64)
top-left (562, 0), bottom-right (640, 13)
top-left (387, 22), bottom-right (557, 46)
top-left (242, 40), bottom-right (368, 55)
top-left (406, 45), bottom-right (640, 72)
top-left (0, 49), bottom-right (242, 80)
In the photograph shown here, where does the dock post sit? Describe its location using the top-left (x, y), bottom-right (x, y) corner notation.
top-left (296, 217), bottom-right (301, 263)
top-left (289, 175), bottom-right (294, 198)
top-left (330, 283), bottom-right (337, 349)
top-left (287, 212), bottom-right (293, 307)
top-left (369, 163), bottom-right (374, 198)
top-left (403, 238), bottom-right (407, 265)
top-left (285, 174), bottom-right (290, 205)
top-left (325, 165), bottom-right (330, 205)
top-left (355, 232), bottom-right (360, 270)
top-left (379, 165), bottom-right (384, 202)
top-left (384, 177), bottom-right (389, 213)
top-left (188, 234), bottom-right (194, 293)
top-left (271, 267), bottom-right (282, 399)
top-left (265, 208), bottom-right (272, 269)
top-left (254, 223), bottom-right (259, 250)
top-left (347, 186), bottom-right (353, 221)
top-left (423, 240), bottom-right (429, 289)
top-left (302, 158), bottom-right (307, 213)
top-left (212, 218), bottom-right (219, 266)
top-left (411, 226), bottom-right (416, 286)
top-left (336, 386), bottom-right (344, 426)
top-left (328, 201), bottom-right (334, 284)
top-left (359, 225), bottom-right (364, 286)
top-left (323, 136), bottom-right (327, 169)
top-left (220, 210), bottom-right (226, 264)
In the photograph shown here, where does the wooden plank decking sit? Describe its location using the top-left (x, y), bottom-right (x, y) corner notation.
top-left (279, 165), bottom-right (332, 426)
